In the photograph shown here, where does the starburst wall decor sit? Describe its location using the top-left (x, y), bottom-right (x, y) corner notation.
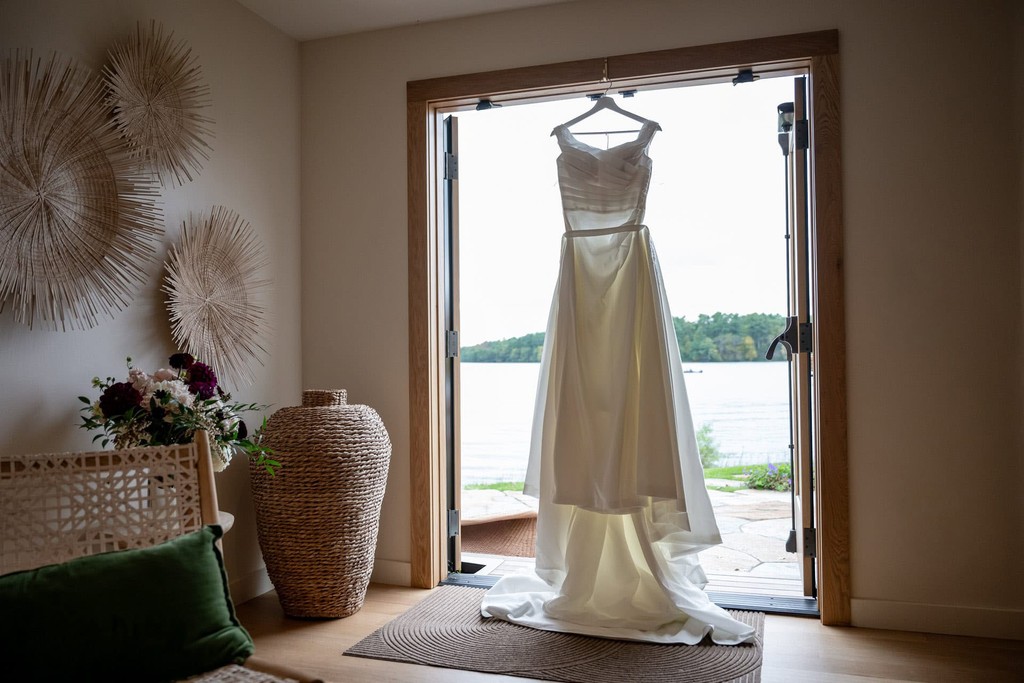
top-left (104, 21), bottom-right (213, 186)
top-left (163, 206), bottom-right (270, 387)
top-left (0, 51), bottom-right (162, 330)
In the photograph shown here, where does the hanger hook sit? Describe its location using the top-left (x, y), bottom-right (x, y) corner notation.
top-left (585, 59), bottom-right (613, 100)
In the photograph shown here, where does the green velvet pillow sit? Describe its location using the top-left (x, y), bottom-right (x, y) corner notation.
top-left (0, 525), bottom-right (254, 682)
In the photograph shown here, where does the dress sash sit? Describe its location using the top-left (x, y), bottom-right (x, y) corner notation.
top-left (564, 224), bottom-right (646, 238)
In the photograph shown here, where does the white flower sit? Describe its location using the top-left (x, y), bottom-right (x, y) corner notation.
top-left (212, 444), bottom-right (233, 472)
top-left (219, 414), bottom-right (240, 434)
top-left (139, 379), bottom-right (195, 417)
top-left (152, 368), bottom-right (177, 381)
top-left (128, 368), bottom-right (150, 394)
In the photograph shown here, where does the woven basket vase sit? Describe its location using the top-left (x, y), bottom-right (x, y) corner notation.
top-left (249, 390), bottom-right (391, 618)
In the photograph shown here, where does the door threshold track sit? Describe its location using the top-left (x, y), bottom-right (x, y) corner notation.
top-left (443, 573), bottom-right (819, 617)
top-left (707, 591), bottom-right (819, 617)
top-left (441, 571), bottom-right (500, 588)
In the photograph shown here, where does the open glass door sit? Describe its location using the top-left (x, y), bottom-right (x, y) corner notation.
top-left (441, 114), bottom-right (463, 572)
top-left (768, 77), bottom-right (816, 598)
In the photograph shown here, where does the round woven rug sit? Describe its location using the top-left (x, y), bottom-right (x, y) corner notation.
top-left (346, 586), bottom-right (763, 683)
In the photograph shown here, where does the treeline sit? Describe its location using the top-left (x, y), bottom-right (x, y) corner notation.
top-left (674, 312), bottom-right (785, 362)
top-left (461, 313), bottom-right (786, 363)
top-left (461, 332), bottom-right (545, 362)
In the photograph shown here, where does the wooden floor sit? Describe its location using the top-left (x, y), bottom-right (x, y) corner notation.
top-left (235, 584), bottom-right (1024, 683)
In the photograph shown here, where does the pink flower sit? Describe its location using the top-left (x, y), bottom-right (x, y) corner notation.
top-left (153, 368), bottom-right (176, 381)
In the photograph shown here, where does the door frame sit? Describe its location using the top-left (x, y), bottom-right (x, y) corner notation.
top-left (406, 29), bottom-right (849, 625)
top-left (786, 76), bottom-right (817, 597)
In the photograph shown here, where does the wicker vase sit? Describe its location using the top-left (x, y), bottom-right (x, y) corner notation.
top-left (249, 389), bottom-right (391, 618)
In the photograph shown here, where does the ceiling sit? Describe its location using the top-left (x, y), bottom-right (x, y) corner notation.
top-left (235, 0), bottom-right (574, 42)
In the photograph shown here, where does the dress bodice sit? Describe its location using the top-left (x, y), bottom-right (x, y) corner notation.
top-left (552, 120), bottom-right (658, 233)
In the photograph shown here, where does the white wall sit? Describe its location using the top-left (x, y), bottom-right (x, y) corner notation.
top-left (0, 0), bottom-right (302, 601)
top-left (301, 0), bottom-right (1024, 638)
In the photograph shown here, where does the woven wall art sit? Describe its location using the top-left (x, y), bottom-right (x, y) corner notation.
top-left (163, 206), bottom-right (269, 387)
top-left (104, 21), bottom-right (213, 186)
top-left (0, 51), bottom-right (162, 331)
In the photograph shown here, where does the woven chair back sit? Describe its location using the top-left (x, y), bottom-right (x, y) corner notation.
top-left (0, 431), bottom-right (219, 575)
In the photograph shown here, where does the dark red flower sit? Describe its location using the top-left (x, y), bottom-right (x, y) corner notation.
top-left (187, 362), bottom-right (218, 399)
top-left (98, 382), bottom-right (142, 418)
top-left (169, 353), bottom-right (195, 370)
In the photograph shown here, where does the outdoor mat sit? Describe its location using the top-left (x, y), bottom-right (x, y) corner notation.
top-left (344, 586), bottom-right (763, 682)
top-left (461, 516), bottom-right (537, 558)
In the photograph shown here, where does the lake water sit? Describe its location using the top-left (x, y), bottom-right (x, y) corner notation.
top-left (460, 361), bottom-right (791, 485)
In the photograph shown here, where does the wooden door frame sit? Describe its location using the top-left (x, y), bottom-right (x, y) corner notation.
top-left (407, 29), bottom-right (850, 625)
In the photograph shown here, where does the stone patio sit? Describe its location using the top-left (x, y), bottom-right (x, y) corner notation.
top-left (461, 484), bottom-right (802, 592)
top-left (701, 486), bottom-right (800, 581)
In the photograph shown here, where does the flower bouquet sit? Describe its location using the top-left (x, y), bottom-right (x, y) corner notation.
top-left (79, 353), bottom-right (280, 475)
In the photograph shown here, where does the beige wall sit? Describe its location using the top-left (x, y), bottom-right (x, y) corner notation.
top-left (301, 0), bottom-right (1023, 637)
top-left (0, 0), bottom-right (302, 601)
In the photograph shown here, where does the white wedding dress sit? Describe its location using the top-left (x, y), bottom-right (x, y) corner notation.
top-left (479, 119), bottom-right (756, 645)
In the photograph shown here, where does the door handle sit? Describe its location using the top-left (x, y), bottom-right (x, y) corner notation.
top-left (765, 316), bottom-right (812, 360)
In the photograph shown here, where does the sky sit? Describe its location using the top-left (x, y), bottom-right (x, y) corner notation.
top-left (455, 76), bottom-right (796, 346)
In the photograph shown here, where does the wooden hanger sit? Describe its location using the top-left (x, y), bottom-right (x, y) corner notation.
top-left (554, 95), bottom-right (661, 135)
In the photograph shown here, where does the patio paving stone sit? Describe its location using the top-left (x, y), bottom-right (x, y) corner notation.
top-left (461, 486), bottom-right (801, 581)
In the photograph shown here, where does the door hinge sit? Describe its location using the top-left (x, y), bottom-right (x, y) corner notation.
top-left (794, 119), bottom-right (809, 150)
top-left (444, 152), bottom-right (459, 180)
top-left (448, 509), bottom-right (460, 537)
top-left (731, 68), bottom-right (758, 86)
top-left (798, 321), bottom-right (813, 353)
top-left (765, 317), bottom-right (813, 359)
top-left (445, 330), bottom-right (459, 358)
top-left (803, 527), bottom-right (817, 557)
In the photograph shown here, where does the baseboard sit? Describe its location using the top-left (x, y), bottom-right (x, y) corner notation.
top-left (230, 565), bottom-right (274, 604)
top-left (232, 559), bottom-right (411, 603)
top-left (370, 558), bottom-right (412, 586)
top-left (851, 598), bottom-right (1024, 640)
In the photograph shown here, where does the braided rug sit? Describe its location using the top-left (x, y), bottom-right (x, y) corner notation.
top-left (345, 586), bottom-right (762, 682)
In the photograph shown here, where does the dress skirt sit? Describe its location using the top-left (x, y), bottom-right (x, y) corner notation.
top-left (480, 225), bottom-right (756, 645)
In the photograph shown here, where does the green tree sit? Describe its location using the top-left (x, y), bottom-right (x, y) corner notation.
top-left (741, 335), bottom-right (759, 361)
top-left (741, 313), bottom-right (782, 357)
top-left (461, 332), bottom-right (544, 362)
top-left (715, 333), bottom-right (746, 361)
top-left (696, 422), bottom-right (722, 469)
top-left (459, 312), bottom-right (786, 363)
top-left (687, 335), bottom-right (721, 362)
top-left (679, 312), bottom-right (785, 362)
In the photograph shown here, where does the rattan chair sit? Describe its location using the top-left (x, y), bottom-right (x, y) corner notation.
top-left (0, 431), bottom-right (320, 683)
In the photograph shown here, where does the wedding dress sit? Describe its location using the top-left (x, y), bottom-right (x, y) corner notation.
top-left (479, 113), bottom-right (756, 645)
